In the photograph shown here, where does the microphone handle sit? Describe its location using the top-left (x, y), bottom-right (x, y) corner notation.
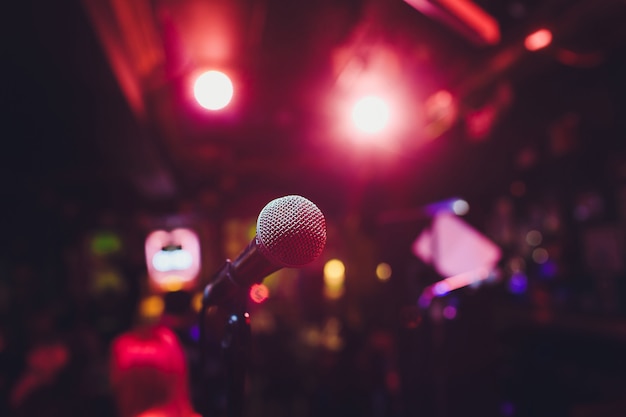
top-left (203, 238), bottom-right (281, 308)
top-left (230, 238), bottom-right (281, 286)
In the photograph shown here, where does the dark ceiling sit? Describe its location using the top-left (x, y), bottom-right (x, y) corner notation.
top-left (4, 0), bottom-right (626, 225)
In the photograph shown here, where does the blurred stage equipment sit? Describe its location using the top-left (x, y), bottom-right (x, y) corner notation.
top-left (200, 195), bottom-right (327, 417)
top-left (145, 228), bottom-right (202, 293)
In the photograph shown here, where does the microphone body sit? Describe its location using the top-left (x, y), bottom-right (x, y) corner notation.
top-left (203, 195), bottom-right (326, 308)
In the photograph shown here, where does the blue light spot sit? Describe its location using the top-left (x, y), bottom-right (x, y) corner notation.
top-left (508, 272), bottom-right (528, 294)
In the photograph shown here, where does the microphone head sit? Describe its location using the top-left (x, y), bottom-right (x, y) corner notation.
top-left (256, 195), bottom-right (327, 267)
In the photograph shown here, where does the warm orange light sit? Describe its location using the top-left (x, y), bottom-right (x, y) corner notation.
top-left (193, 70), bottom-right (233, 110)
top-left (525, 29), bottom-right (552, 51)
top-left (376, 263), bottom-right (392, 282)
top-left (351, 96), bottom-right (390, 134)
top-left (191, 292), bottom-right (203, 312)
top-left (324, 259), bottom-right (346, 300)
top-left (139, 296), bottom-right (165, 319)
top-left (324, 259), bottom-right (346, 287)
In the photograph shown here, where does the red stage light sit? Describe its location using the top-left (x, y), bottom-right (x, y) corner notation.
top-left (525, 29), bottom-right (552, 51)
top-left (193, 70), bottom-right (233, 110)
top-left (250, 283), bottom-right (269, 304)
top-left (404, 0), bottom-right (500, 45)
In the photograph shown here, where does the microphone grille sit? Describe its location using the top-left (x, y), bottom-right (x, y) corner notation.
top-left (256, 195), bottom-right (327, 267)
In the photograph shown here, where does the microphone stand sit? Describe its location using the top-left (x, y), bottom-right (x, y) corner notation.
top-left (200, 261), bottom-right (252, 417)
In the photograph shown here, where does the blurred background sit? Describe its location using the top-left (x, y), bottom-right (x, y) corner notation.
top-left (2, 0), bottom-right (626, 416)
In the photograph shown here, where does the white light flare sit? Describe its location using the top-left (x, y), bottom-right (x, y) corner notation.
top-left (193, 70), bottom-right (234, 111)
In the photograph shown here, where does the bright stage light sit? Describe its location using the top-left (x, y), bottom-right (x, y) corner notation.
top-left (525, 29), bottom-right (552, 51)
top-left (324, 259), bottom-right (346, 300)
top-left (193, 70), bottom-right (233, 110)
top-left (452, 199), bottom-right (470, 216)
top-left (351, 96), bottom-right (390, 134)
top-left (324, 259), bottom-right (346, 287)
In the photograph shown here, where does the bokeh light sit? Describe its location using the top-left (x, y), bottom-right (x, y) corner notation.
top-left (376, 262), bottom-right (392, 282)
top-left (452, 199), bottom-right (470, 215)
top-left (191, 292), bottom-right (203, 312)
top-left (193, 70), bottom-right (234, 110)
top-left (525, 230), bottom-right (543, 246)
top-left (508, 272), bottom-right (528, 294)
top-left (159, 275), bottom-right (185, 292)
top-left (250, 283), bottom-right (270, 304)
top-left (525, 28), bottom-right (552, 51)
top-left (351, 96), bottom-right (390, 134)
top-left (139, 295), bottom-right (165, 319)
top-left (324, 259), bottom-right (346, 300)
top-left (324, 259), bottom-right (346, 287)
top-left (532, 248), bottom-right (549, 264)
top-left (443, 305), bottom-right (457, 320)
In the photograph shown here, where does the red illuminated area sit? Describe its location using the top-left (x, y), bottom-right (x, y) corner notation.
top-left (524, 28), bottom-right (552, 51)
top-left (109, 326), bottom-right (198, 417)
top-left (405, 0), bottom-right (500, 45)
top-left (249, 283), bottom-right (269, 304)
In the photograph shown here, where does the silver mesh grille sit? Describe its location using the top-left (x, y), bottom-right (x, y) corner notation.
top-left (256, 195), bottom-right (327, 267)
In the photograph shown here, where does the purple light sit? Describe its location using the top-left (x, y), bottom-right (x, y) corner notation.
top-left (433, 282), bottom-right (450, 296)
top-left (418, 293), bottom-right (433, 309)
top-left (189, 324), bottom-right (200, 342)
top-left (539, 260), bottom-right (558, 278)
top-left (443, 306), bottom-right (457, 320)
top-left (508, 272), bottom-right (528, 294)
top-left (500, 401), bottom-right (515, 416)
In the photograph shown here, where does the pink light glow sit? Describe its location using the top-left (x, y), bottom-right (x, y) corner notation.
top-left (525, 29), bottom-right (552, 51)
top-left (433, 267), bottom-right (492, 293)
top-left (145, 228), bottom-right (201, 293)
top-left (413, 213), bottom-right (501, 277)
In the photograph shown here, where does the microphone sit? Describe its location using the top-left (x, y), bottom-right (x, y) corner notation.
top-left (203, 195), bottom-right (327, 307)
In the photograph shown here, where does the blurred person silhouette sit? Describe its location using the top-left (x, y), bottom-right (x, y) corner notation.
top-left (109, 324), bottom-right (200, 417)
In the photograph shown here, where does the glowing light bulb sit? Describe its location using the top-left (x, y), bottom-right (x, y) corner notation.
top-left (351, 96), bottom-right (390, 133)
top-left (193, 70), bottom-right (234, 110)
